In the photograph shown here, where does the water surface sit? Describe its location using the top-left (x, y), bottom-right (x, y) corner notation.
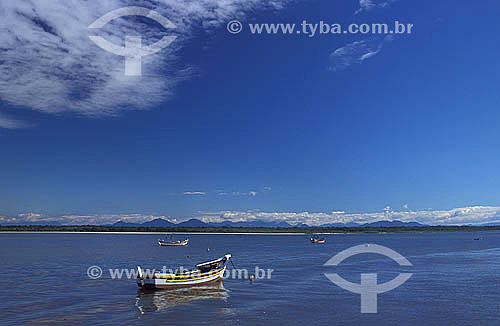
top-left (1, 232), bottom-right (499, 325)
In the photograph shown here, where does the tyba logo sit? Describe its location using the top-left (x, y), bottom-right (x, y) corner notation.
top-left (324, 244), bottom-right (413, 313)
top-left (88, 7), bottom-right (177, 76)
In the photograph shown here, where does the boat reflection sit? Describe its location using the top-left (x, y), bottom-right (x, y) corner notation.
top-left (135, 281), bottom-right (228, 314)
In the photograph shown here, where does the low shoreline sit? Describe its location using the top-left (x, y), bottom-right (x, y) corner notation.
top-left (0, 231), bottom-right (314, 235)
top-left (1, 225), bottom-right (500, 234)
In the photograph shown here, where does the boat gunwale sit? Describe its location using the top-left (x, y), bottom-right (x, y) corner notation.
top-left (151, 263), bottom-right (227, 280)
top-left (196, 256), bottom-right (226, 267)
top-left (156, 267), bottom-right (226, 282)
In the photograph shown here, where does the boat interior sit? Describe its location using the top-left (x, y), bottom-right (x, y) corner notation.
top-left (154, 256), bottom-right (229, 277)
top-left (196, 256), bottom-right (228, 273)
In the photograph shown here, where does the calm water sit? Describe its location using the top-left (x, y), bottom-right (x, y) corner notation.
top-left (1, 232), bottom-right (499, 325)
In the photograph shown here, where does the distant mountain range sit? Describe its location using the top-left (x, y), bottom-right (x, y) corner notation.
top-left (109, 218), bottom-right (426, 228)
top-left (110, 218), bottom-right (295, 228)
top-left (112, 218), bottom-right (177, 228)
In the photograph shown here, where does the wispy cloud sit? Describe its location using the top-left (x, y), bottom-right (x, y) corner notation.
top-left (0, 0), bottom-right (289, 123)
top-left (183, 191), bottom-right (206, 195)
top-left (179, 188), bottom-right (267, 196)
top-left (231, 191), bottom-right (258, 197)
top-left (329, 36), bottom-right (393, 71)
top-left (0, 113), bottom-right (32, 129)
top-left (217, 189), bottom-right (264, 196)
top-left (355, 0), bottom-right (395, 14)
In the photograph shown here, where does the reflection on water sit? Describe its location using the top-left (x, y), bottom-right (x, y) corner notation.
top-left (135, 281), bottom-right (229, 314)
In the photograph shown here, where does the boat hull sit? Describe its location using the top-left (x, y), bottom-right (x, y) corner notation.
top-left (139, 275), bottom-right (225, 290)
top-left (158, 239), bottom-right (189, 246)
top-left (137, 255), bottom-right (230, 290)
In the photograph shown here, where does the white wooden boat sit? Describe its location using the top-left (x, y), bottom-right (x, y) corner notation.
top-left (137, 254), bottom-right (231, 289)
top-left (158, 239), bottom-right (189, 246)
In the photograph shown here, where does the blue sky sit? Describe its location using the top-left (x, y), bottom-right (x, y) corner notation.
top-left (2, 0), bottom-right (500, 225)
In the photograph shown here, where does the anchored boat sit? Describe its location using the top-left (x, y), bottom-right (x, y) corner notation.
top-left (158, 239), bottom-right (189, 246)
top-left (310, 234), bottom-right (326, 244)
top-left (137, 254), bottom-right (231, 289)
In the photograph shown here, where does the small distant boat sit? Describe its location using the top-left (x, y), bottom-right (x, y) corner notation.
top-left (137, 254), bottom-right (231, 289)
top-left (310, 235), bottom-right (326, 244)
top-left (158, 239), bottom-right (189, 246)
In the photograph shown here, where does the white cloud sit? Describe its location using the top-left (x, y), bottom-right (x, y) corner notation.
top-left (0, 0), bottom-right (289, 127)
top-left (0, 216), bottom-right (14, 223)
top-left (330, 38), bottom-right (384, 71)
top-left (17, 213), bottom-right (43, 222)
top-left (59, 214), bottom-right (168, 225)
top-left (198, 206), bottom-right (500, 226)
top-left (6, 206), bottom-right (500, 226)
top-left (230, 191), bottom-right (259, 196)
top-left (178, 189), bottom-right (261, 196)
top-left (329, 36), bottom-right (395, 71)
top-left (1, 213), bottom-right (174, 225)
top-left (0, 113), bottom-right (32, 129)
top-left (355, 0), bottom-right (394, 14)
